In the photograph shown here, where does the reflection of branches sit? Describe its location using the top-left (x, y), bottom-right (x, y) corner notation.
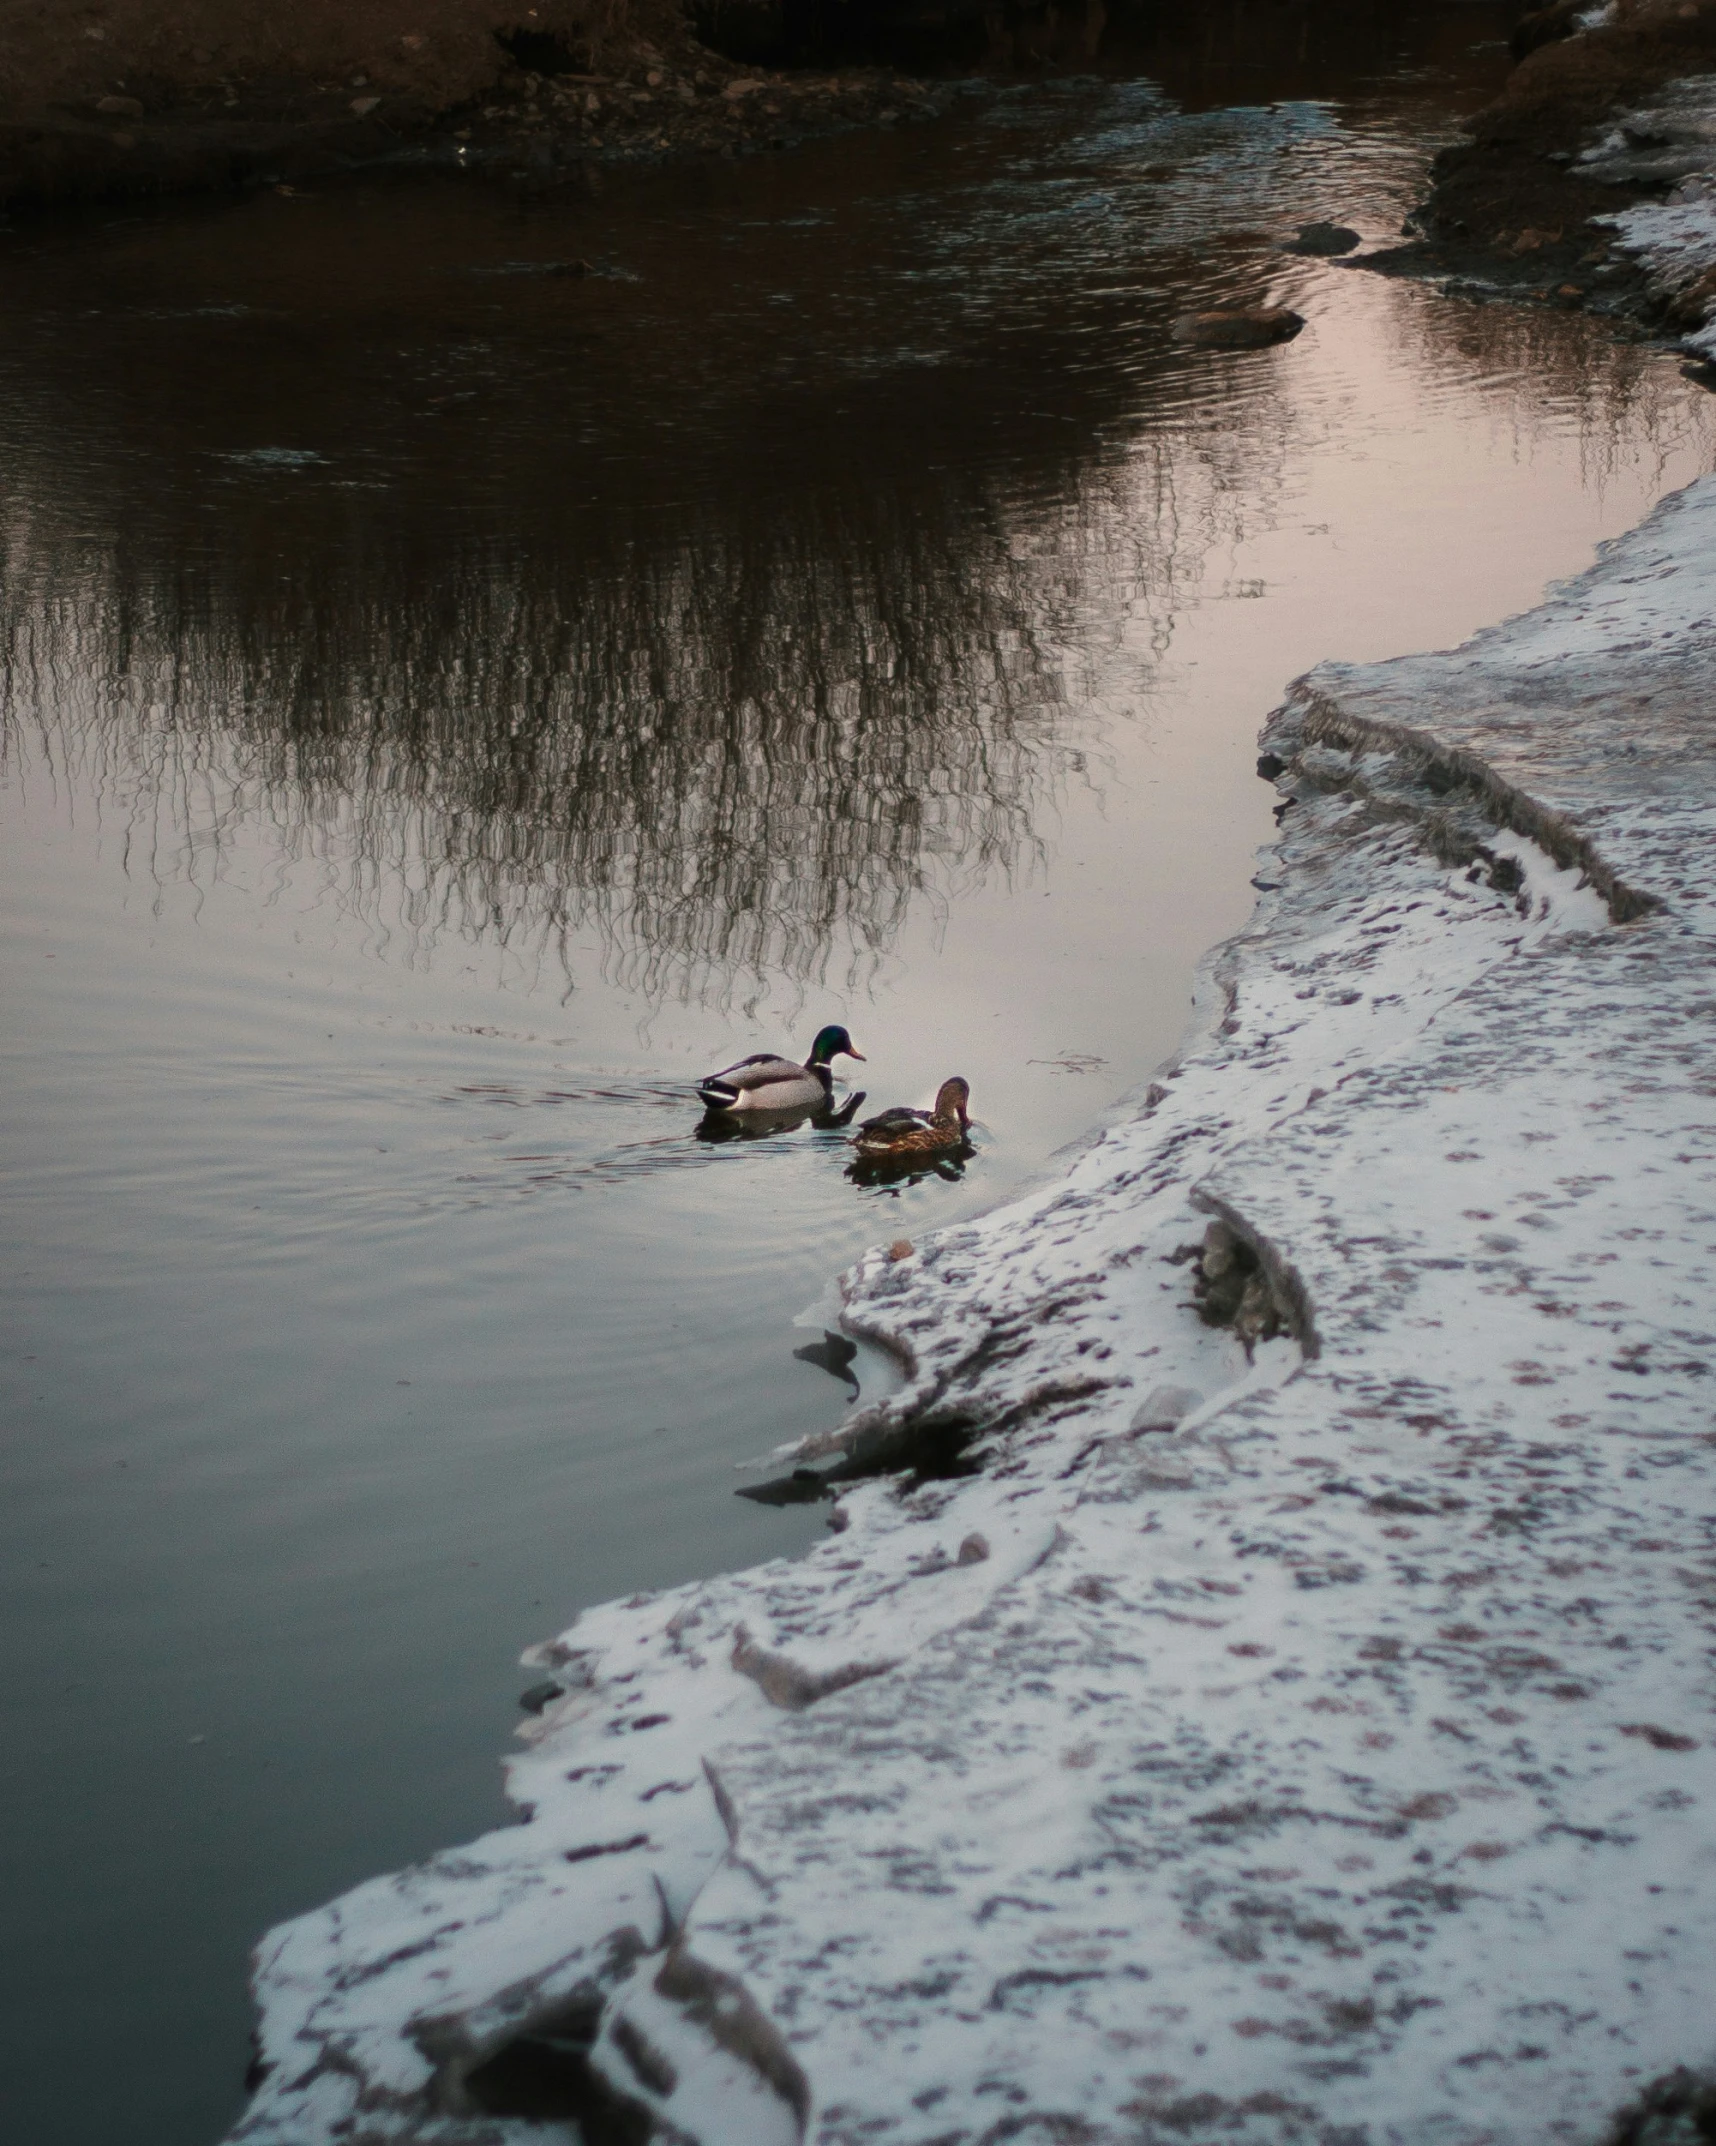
top-left (3, 29), bottom-right (1710, 1019)
top-left (0, 88), bottom-right (1308, 1014)
top-left (4, 242), bottom-right (1703, 1019)
top-left (1382, 291), bottom-right (1715, 503)
top-left (2, 470), bottom-right (1107, 1008)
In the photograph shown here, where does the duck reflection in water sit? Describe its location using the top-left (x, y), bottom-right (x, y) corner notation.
top-left (694, 1088), bottom-right (867, 1144)
top-left (847, 1076), bottom-right (976, 1186)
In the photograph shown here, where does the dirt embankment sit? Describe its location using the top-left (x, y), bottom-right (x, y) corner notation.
top-left (1378, 0), bottom-right (1716, 320)
top-left (0, 0), bottom-right (946, 208)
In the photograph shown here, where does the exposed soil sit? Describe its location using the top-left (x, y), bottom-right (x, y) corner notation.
top-left (0, 0), bottom-right (956, 208)
top-left (1603, 2066), bottom-right (1716, 2144)
top-left (0, 0), bottom-right (1549, 216)
top-left (1365, 0), bottom-right (1716, 332)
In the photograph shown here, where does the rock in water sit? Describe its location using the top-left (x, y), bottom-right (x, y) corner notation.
top-left (1286, 221), bottom-right (1361, 256)
top-left (1174, 306), bottom-right (1304, 349)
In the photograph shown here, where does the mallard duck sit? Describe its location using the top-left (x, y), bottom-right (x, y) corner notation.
top-left (697, 1025), bottom-right (865, 1114)
top-left (851, 1076), bottom-right (971, 1161)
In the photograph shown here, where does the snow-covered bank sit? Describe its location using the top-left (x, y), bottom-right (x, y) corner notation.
top-left (1581, 73), bottom-right (1716, 354)
top-left (231, 479), bottom-right (1716, 2145)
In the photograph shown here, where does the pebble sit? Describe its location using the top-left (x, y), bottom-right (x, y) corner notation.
top-left (1285, 221), bottom-right (1360, 256)
top-left (1174, 306), bottom-right (1305, 349)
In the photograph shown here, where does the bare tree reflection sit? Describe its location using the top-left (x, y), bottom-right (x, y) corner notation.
top-left (0, 116), bottom-right (1706, 1014)
top-left (2, 467), bottom-right (1114, 1005)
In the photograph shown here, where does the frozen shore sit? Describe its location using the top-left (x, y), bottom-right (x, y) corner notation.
top-left (230, 476), bottom-right (1716, 2145)
top-left (1588, 72), bottom-right (1716, 358)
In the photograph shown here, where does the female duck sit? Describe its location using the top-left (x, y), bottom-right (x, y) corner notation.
top-left (851, 1077), bottom-right (972, 1162)
top-left (697, 1025), bottom-right (865, 1115)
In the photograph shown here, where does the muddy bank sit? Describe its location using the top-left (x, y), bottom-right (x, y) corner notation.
top-left (1370, 0), bottom-right (1716, 339)
top-left (0, 0), bottom-right (954, 208)
top-left (0, 0), bottom-right (1545, 214)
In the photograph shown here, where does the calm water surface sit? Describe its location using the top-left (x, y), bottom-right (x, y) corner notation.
top-left (3, 13), bottom-right (1713, 2141)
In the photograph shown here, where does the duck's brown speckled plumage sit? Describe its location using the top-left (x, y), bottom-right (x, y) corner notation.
top-left (852, 1077), bottom-right (971, 1160)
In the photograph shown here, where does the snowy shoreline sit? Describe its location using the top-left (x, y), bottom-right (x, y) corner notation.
top-left (1582, 74), bottom-right (1716, 361)
top-left (231, 480), bottom-right (1716, 2145)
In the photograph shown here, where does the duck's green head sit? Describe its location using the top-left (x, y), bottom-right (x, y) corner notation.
top-left (809, 1024), bottom-right (864, 1066)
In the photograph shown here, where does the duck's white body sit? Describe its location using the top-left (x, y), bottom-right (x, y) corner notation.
top-left (697, 1054), bottom-right (832, 1114)
top-left (696, 1026), bottom-right (865, 1116)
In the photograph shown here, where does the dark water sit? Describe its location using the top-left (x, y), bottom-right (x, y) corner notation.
top-left (2, 12), bottom-right (1712, 2142)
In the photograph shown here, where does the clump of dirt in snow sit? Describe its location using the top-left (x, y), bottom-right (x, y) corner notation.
top-left (1602, 2065), bottom-right (1716, 2145)
top-left (1175, 1218), bottom-right (1293, 1352)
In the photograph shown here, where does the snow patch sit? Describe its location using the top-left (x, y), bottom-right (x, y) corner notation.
top-left (1587, 74), bottom-right (1716, 348)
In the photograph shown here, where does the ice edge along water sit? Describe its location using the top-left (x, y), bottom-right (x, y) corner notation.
top-left (1584, 69), bottom-right (1716, 357)
top-left (231, 474), bottom-right (1716, 2144)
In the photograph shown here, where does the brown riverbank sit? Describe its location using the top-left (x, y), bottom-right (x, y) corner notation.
top-left (0, 0), bottom-right (951, 209)
top-left (1365, 0), bottom-right (1716, 329)
top-left (0, 0), bottom-right (1542, 217)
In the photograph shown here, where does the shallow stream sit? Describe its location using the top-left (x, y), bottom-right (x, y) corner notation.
top-left (3, 10), bottom-right (1713, 2141)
